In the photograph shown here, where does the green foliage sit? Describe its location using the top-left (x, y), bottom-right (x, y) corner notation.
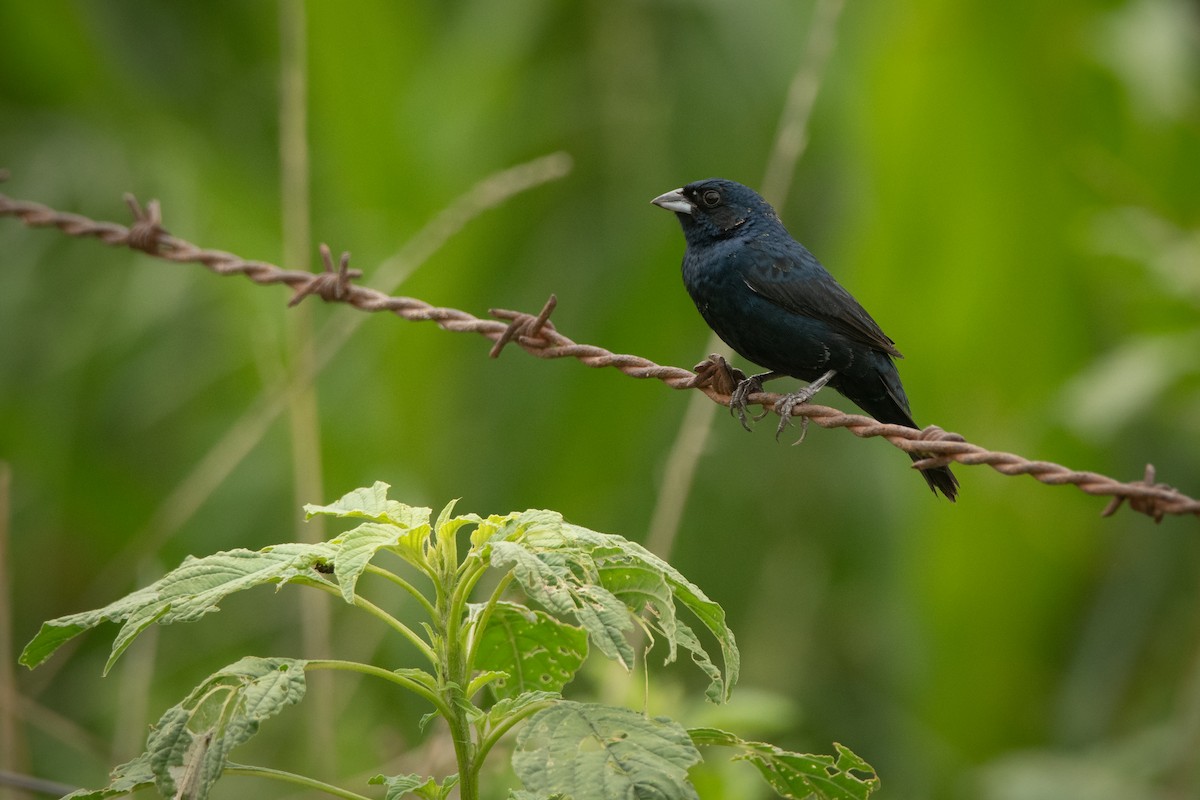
top-left (5, 2), bottom-right (1200, 797)
top-left (512, 701), bottom-right (701, 800)
top-left (689, 729), bottom-right (879, 800)
top-left (473, 603), bottom-right (588, 699)
top-left (20, 547), bottom-right (337, 673)
top-left (23, 484), bottom-right (872, 800)
top-left (369, 773), bottom-right (460, 800)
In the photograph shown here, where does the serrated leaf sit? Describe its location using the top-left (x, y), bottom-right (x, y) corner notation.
top-left (595, 534), bottom-right (739, 703)
top-left (150, 707), bottom-right (218, 800)
top-left (475, 602), bottom-right (588, 700)
top-left (370, 772), bottom-right (460, 800)
top-left (20, 544), bottom-right (335, 672)
top-left (491, 540), bottom-right (636, 669)
top-left (304, 481), bottom-right (432, 528)
top-left (688, 727), bottom-right (879, 800)
top-left (105, 601), bottom-right (172, 674)
top-left (486, 512), bottom-right (738, 702)
top-left (145, 657), bottom-right (307, 800)
top-left (487, 690), bottom-right (559, 729)
top-left (60, 752), bottom-right (156, 799)
top-left (597, 562), bottom-right (675, 630)
top-left (513, 701), bottom-right (701, 800)
top-left (332, 521), bottom-right (431, 602)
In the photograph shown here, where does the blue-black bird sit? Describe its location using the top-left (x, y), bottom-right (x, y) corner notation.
top-left (652, 178), bottom-right (958, 501)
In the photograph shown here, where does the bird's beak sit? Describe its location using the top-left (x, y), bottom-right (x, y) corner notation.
top-left (651, 188), bottom-right (693, 215)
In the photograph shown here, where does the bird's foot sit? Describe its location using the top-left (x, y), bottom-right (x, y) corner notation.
top-left (773, 369), bottom-right (836, 444)
top-left (690, 354), bottom-right (745, 395)
top-left (730, 371), bottom-right (779, 431)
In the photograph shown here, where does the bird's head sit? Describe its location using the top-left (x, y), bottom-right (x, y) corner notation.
top-left (651, 178), bottom-right (779, 245)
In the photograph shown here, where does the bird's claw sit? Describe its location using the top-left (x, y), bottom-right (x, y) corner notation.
top-left (771, 370), bottom-right (836, 444)
top-left (730, 374), bottom-right (771, 431)
top-left (773, 389), bottom-right (817, 444)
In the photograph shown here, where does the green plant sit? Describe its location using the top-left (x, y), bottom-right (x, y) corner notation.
top-left (21, 482), bottom-right (878, 800)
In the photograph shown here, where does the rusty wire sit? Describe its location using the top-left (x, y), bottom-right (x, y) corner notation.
top-left (1, 186), bottom-right (1197, 522)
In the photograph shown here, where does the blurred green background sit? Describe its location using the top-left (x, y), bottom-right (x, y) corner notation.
top-left (2, 1), bottom-right (1199, 798)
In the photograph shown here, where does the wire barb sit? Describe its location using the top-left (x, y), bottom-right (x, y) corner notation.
top-left (287, 243), bottom-right (362, 307)
top-left (123, 193), bottom-right (167, 254)
top-left (1, 185), bottom-right (1198, 522)
top-left (488, 294), bottom-right (558, 358)
top-left (1099, 464), bottom-right (1174, 523)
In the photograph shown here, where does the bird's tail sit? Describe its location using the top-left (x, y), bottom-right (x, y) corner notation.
top-left (835, 363), bottom-right (959, 502)
top-left (909, 454), bottom-right (959, 502)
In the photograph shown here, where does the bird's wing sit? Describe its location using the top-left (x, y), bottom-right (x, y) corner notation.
top-left (740, 243), bottom-right (904, 358)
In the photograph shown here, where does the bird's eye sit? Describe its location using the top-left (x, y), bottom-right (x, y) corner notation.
top-left (701, 190), bottom-right (721, 207)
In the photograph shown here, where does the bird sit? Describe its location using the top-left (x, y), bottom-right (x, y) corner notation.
top-left (651, 178), bottom-right (958, 501)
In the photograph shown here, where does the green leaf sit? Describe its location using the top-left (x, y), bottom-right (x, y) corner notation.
top-left (466, 669), bottom-right (506, 697)
top-left (147, 705), bottom-right (218, 800)
top-left (395, 667), bottom-right (439, 694)
top-left (513, 701), bottom-right (701, 800)
top-left (469, 511), bottom-right (522, 547)
top-left (485, 509), bottom-right (738, 702)
top-left (436, 498), bottom-right (483, 541)
top-left (688, 727), bottom-right (879, 800)
top-left (475, 602), bottom-right (588, 700)
top-left (370, 772), bottom-right (460, 800)
top-left (486, 690), bottom-right (560, 730)
top-left (596, 535), bottom-right (739, 703)
top-left (144, 657), bottom-right (307, 800)
top-left (670, 618), bottom-right (726, 705)
top-left (332, 521), bottom-right (430, 602)
top-left (60, 752), bottom-right (156, 799)
top-left (304, 481), bottom-right (432, 529)
top-left (491, 540), bottom-right (635, 669)
top-left (20, 544), bottom-right (336, 672)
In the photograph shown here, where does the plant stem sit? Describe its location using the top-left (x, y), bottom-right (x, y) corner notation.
top-left (305, 659), bottom-right (452, 718)
top-left (300, 576), bottom-right (438, 665)
top-left (224, 761), bottom-right (372, 800)
top-left (443, 634), bottom-right (478, 800)
top-left (347, 591), bottom-right (439, 667)
top-left (435, 541), bottom-right (480, 800)
top-left (364, 562), bottom-right (438, 618)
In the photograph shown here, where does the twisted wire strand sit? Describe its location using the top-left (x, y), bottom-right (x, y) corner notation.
top-left (2, 187), bottom-right (1197, 522)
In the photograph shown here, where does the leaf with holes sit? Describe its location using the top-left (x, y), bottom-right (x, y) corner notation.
top-left (513, 701), bottom-right (701, 800)
top-left (688, 727), bottom-right (879, 800)
top-left (485, 509), bottom-right (738, 702)
top-left (489, 540), bottom-right (636, 668)
top-left (64, 657), bottom-right (307, 800)
top-left (475, 602), bottom-right (587, 700)
top-left (150, 657), bottom-right (307, 800)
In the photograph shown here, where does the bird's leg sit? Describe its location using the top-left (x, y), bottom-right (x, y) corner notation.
top-left (775, 369), bottom-right (836, 443)
top-left (729, 370), bottom-right (785, 432)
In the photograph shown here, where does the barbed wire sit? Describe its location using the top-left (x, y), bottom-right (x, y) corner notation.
top-left (1, 184), bottom-right (1197, 522)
